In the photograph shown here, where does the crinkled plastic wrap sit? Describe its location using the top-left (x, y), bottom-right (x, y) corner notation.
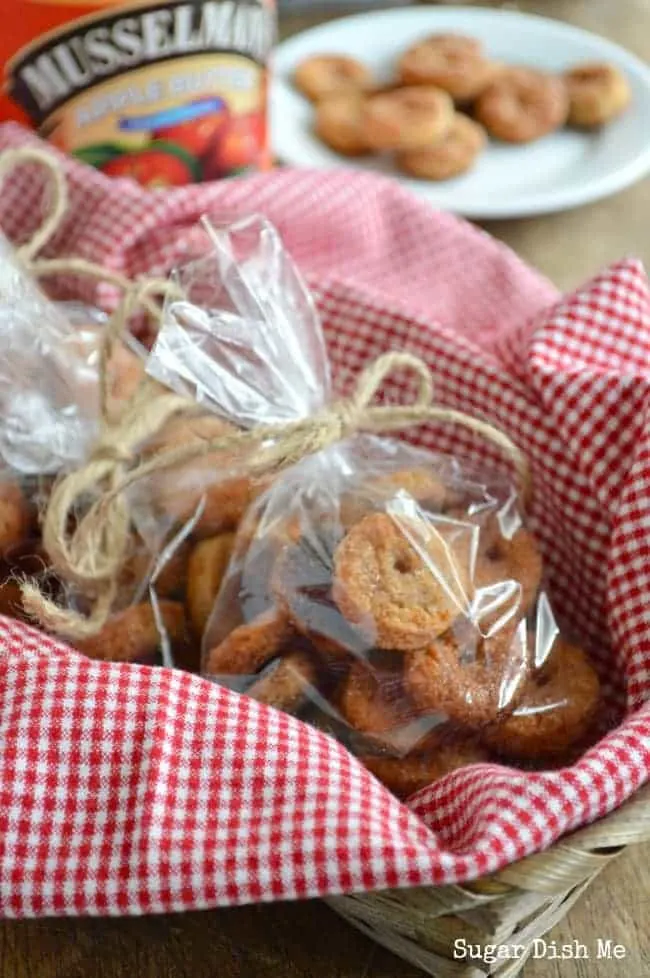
top-left (0, 232), bottom-right (147, 478)
top-left (45, 216), bottom-right (333, 670)
top-left (127, 214), bottom-right (331, 556)
top-left (0, 238), bottom-right (107, 476)
top-left (0, 231), bottom-right (150, 627)
top-left (201, 436), bottom-right (602, 798)
top-left (147, 215), bottom-right (330, 425)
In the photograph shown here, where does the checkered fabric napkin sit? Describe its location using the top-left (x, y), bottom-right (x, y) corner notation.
top-left (0, 123), bottom-right (648, 916)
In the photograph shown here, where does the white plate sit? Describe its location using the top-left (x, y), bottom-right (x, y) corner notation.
top-left (271, 6), bottom-right (650, 218)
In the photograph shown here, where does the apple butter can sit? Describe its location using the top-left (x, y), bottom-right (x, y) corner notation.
top-left (0, 0), bottom-right (276, 186)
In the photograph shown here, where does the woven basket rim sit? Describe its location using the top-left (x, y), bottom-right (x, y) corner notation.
top-left (469, 780), bottom-right (650, 896)
top-left (328, 782), bottom-right (650, 978)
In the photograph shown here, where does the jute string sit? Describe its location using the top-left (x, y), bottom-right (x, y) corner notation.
top-left (1, 147), bottom-right (531, 640)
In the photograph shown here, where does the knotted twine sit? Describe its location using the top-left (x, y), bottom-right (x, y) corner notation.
top-left (0, 147), bottom-right (531, 641)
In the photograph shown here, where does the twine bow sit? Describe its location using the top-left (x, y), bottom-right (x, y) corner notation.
top-left (0, 146), bottom-right (531, 641)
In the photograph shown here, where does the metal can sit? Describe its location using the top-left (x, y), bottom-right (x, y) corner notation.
top-left (1, 0), bottom-right (276, 186)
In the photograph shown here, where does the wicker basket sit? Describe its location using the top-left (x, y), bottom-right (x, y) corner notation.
top-left (327, 783), bottom-right (650, 977)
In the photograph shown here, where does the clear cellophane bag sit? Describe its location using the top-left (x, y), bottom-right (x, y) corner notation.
top-left (201, 435), bottom-right (601, 798)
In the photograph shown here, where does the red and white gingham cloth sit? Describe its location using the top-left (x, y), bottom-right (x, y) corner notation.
top-left (0, 123), bottom-right (648, 917)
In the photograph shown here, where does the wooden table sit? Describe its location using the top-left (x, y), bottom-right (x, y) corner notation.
top-left (2, 2), bottom-right (649, 977)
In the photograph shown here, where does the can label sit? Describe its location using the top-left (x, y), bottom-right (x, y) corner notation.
top-left (4, 1), bottom-right (275, 185)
